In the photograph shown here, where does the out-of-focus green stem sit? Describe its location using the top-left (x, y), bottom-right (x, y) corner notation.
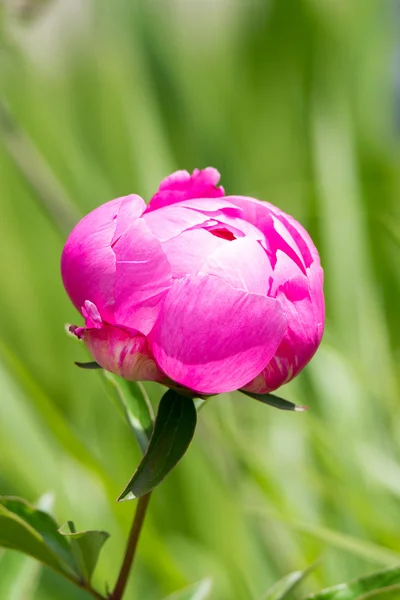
top-left (0, 99), bottom-right (80, 235)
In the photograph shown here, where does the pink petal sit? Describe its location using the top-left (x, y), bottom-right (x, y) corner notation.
top-left (112, 194), bottom-right (146, 245)
top-left (146, 167), bottom-right (225, 212)
top-left (205, 212), bottom-right (265, 244)
top-left (149, 274), bottom-right (287, 394)
top-left (82, 300), bottom-right (102, 329)
top-left (220, 196), bottom-right (324, 393)
top-left (112, 218), bottom-right (172, 335)
top-left (242, 274), bottom-right (324, 393)
top-left (275, 208), bottom-right (322, 267)
top-left (223, 195), bottom-right (274, 234)
top-left (158, 168), bottom-right (222, 192)
top-left (269, 215), bottom-right (307, 273)
top-left (162, 229), bottom-right (228, 278)
top-left (143, 198), bottom-right (242, 243)
top-left (143, 206), bottom-right (215, 243)
top-left (171, 197), bottom-right (241, 213)
top-left (83, 323), bottom-right (166, 382)
top-left (269, 250), bottom-right (307, 297)
top-left (308, 262), bottom-right (325, 326)
top-left (200, 238), bottom-right (272, 295)
top-left (225, 195), bottom-right (320, 270)
top-left (61, 195), bottom-right (146, 322)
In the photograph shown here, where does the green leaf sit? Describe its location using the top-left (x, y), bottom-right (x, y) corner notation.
top-left (59, 521), bottom-right (109, 583)
top-left (118, 389), bottom-right (197, 501)
top-left (302, 566), bottom-right (400, 600)
top-left (163, 578), bottom-right (213, 600)
top-left (74, 361), bottom-right (102, 370)
top-left (0, 497), bottom-right (79, 581)
top-left (102, 371), bottom-right (154, 454)
top-left (242, 391), bottom-right (308, 411)
top-left (0, 497), bottom-right (110, 588)
top-left (0, 494), bottom-right (54, 600)
top-left (263, 563), bottom-right (316, 600)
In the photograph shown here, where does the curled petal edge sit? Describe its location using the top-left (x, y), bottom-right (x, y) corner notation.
top-left (70, 322), bottom-right (166, 384)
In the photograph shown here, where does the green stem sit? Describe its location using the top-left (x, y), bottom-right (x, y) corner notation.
top-left (111, 492), bottom-right (152, 600)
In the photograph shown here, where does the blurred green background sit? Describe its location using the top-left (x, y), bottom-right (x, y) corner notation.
top-left (1, 0), bottom-right (400, 599)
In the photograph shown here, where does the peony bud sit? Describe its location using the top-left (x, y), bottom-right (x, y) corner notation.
top-left (61, 168), bottom-right (324, 395)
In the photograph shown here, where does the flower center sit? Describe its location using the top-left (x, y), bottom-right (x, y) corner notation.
top-left (209, 228), bottom-right (236, 241)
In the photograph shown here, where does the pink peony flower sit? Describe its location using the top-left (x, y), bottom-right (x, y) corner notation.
top-left (61, 168), bottom-right (324, 395)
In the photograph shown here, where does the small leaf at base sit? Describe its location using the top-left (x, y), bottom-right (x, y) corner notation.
top-left (59, 521), bottom-right (109, 583)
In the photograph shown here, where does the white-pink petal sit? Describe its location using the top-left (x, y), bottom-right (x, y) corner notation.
top-left (61, 195), bottom-right (145, 323)
top-left (113, 219), bottom-right (172, 335)
top-left (162, 229), bottom-right (227, 279)
top-left (200, 237), bottom-right (272, 295)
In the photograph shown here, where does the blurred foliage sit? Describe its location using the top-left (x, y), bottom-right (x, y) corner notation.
top-left (0, 0), bottom-right (400, 599)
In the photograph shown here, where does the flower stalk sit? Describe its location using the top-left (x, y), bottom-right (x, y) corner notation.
top-left (110, 492), bottom-right (152, 600)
